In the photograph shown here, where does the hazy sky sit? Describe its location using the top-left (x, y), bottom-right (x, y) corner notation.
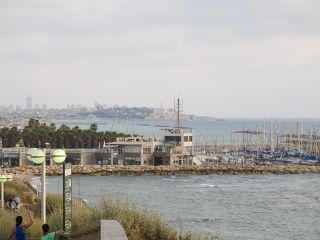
top-left (0, 0), bottom-right (319, 118)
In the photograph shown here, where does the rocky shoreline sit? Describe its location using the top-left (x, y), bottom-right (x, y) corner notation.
top-left (3, 164), bottom-right (320, 176)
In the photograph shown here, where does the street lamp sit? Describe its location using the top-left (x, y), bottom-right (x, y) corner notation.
top-left (6, 175), bottom-right (13, 182)
top-left (0, 174), bottom-right (12, 209)
top-left (0, 174), bottom-right (6, 209)
top-left (27, 147), bottom-right (67, 223)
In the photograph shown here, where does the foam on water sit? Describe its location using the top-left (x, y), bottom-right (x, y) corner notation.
top-left (163, 178), bottom-right (191, 182)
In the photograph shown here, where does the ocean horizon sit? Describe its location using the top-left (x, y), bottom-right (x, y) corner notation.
top-left (54, 118), bottom-right (320, 145)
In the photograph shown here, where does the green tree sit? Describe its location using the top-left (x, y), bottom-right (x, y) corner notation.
top-left (0, 127), bottom-right (10, 147)
top-left (8, 127), bottom-right (21, 147)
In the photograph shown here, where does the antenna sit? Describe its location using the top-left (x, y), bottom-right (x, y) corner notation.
top-left (174, 98), bottom-right (183, 129)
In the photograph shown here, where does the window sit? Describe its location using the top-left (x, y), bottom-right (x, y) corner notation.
top-left (125, 145), bottom-right (141, 153)
top-left (189, 136), bottom-right (193, 142)
top-left (165, 136), bottom-right (181, 143)
top-left (118, 147), bottom-right (123, 155)
top-left (155, 146), bottom-right (161, 152)
top-left (143, 147), bottom-right (152, 154)
top-left (184, 136), bottom-right (189, 142)
top-left (124, 157), bottom-right (141, 165)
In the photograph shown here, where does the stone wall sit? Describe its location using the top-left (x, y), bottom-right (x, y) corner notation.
top-left (3, 164), bottom-right (320, 176)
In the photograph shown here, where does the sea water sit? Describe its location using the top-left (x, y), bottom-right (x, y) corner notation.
top-left (54, 118), bottom-right (320, 144)
top-left (33, 174), bottom-right (320, 240)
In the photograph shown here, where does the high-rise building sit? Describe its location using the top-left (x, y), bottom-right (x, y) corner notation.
top-left (26, 96), bottom-right (32, 110)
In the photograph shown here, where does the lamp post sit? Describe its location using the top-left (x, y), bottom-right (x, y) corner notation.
top-left (27, 147), bottom-right (67, 224)
top-left (0, 174), bottom-right (12, 209)
top-left (0, 174), bottom-right (6, 209)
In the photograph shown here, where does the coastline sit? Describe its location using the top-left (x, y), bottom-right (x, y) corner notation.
top-left (3, 164), bottom-right (320, 177)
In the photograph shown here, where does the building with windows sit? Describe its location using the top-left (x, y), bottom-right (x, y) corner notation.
top-left (102, 126), bottom-right (195, 166)
top-left (26, 96), bottom-right (32, 110)
top-left (156, 127), bottom-right (194, 165)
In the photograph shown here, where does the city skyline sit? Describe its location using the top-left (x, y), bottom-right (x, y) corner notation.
top-left (0, 1), bottom-right (319, 118)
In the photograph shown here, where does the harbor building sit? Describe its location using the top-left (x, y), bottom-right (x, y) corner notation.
top-left (102, 139), bottom-right (158, 165)
top-left (159, 127), bottom-right (194, 165)
top-left (0, 130), bottom-right (195, 167)
top-left (1, 148), bottom-right (23, 167)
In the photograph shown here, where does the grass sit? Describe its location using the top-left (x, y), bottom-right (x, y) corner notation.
top-left (4, 180), bottom-right (36, 204)
top-left (0, 209), bottom-right (43, 239)
top-left (34, 193), bottom-right (63, 217)
top-left (0, 184), bottom-right (208, 240)
top-left (91, 194), bottom-right (178, 240)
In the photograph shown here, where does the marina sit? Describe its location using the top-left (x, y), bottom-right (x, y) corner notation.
top-left (193, 121), bottom-right (320, 166)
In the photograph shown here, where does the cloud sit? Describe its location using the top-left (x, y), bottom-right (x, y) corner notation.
top-left (0, 0), bottom-right (319, 117)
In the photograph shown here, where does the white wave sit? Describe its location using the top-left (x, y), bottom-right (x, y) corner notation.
top-left (200, 184), bottom-right (216, 187)
top-left (163, 178), bottom-right (191, 182)
top-left (175, 184), bottom-right (216, 188)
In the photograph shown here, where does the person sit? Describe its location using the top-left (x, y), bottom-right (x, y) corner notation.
top-left (13, 197), bottom-right (21, 211)
top-left (7, 199), bottom-right (16, 210)
top-left (41, 224), bottom-right (63, 240)
top-left (9, 210), bottom-right (34, 240)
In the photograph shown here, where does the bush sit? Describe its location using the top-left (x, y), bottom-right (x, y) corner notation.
top-left (1, 182), bottom-right (203, 240)
top-left (23, 192), bottom-right (35, 205)
top-left (0, 209), bottom-right (16, 240)
top-left (0, 209), bottom-right (42, 239)
top-left (48, 205), bottom-right (94, 233)
top-left (4, 187), bottom-right (20, 202)
top-left (71, 206), bottom-right (94, 231)
top-left (4, 180), bottom-right (35, 204)
top-left (35, 193), bottom-right (63, 217)
top-left (90, 194), bottom-right (194, 240)
top-left (6, 180), bottom-right (26, 194)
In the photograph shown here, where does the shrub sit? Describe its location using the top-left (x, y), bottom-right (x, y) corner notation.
top-left (49, 205), bottom-right (93, 233)
top-left (35, 193), bottom-right (63, 217)
top-left (23, 192), bottom-right (35, 205)
top-left (91, 194), bottom-right (187, 240)
top-left (1, 182), bottom-right (204, 240)
top-left (0, 209), bottom-right (16, 240)
top-left (0, 209), bottom-right (42, 239)
top-left (5, 180), bottom-right (35, 204)
top-left (4, 187), bottom-right (19, 202)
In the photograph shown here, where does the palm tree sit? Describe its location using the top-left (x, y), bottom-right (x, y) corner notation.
top-left (83, 130), bottom-right (92, 148)
top-left (8, 127), bottom-right (21, 147)
top-left (71, 126), bottom-right (82, 148)
top-left (90, 123), bottom-right (98, 132)
top-left (56, 124), bottom-right (70, 148)
top-left (3, 119), bottom-right (132, 149)
top-left (0, 127), bottom-right (10, 147)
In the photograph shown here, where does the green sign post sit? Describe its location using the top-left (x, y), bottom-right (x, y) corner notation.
top-left (63, 162), bottom-right (72, 234)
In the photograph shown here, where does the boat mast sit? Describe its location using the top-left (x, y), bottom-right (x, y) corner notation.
top-left (174, 98), bottom-right (183, 130)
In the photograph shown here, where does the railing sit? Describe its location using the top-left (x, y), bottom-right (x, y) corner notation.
top-left (14, 177), bottom-right (38, 195)
top-left (72, 197), bottom-right (88, 206)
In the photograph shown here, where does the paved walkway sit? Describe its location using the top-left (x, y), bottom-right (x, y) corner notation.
top-left (101, 220), bottom-right (128, 240)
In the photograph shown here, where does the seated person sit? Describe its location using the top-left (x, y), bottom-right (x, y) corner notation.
top-left (41, 224), bottom-right (63, 240)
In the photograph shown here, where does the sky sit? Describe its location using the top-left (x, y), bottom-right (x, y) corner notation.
top-left (0, 0), bottom-right (319, 118)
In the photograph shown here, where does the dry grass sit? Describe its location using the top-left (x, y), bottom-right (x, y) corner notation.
top-left (1, 191), bottom-right (204, 240)
top-left (89, 194), bottom-right (201, 240)
top-left (4, 180), bottom-right (36, 204)
top-left (0, 209), bottom-right (43, 239)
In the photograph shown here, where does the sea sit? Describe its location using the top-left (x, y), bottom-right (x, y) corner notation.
top-left (44, 118), bottom-right (320, 239)
top-left (32, 174), bottom-right (320, 240)
top-left (54, 118), bottom-right (320, 144)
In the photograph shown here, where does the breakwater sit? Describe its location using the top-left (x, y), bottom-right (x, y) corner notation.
top-left (4, 164), bottom-right (320, 176)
